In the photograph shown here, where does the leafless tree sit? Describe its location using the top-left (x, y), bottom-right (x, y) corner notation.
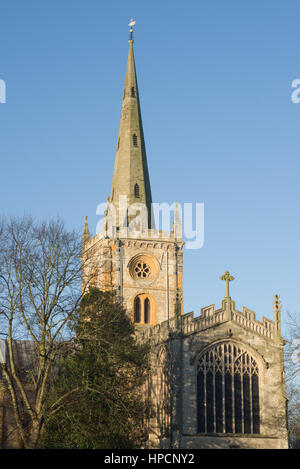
top-left (283, 311), bottom-right (300, 447)
top-left (0, 216), bottom-right (91, 448)
top-left (285, 312), bottom-right (300, 381)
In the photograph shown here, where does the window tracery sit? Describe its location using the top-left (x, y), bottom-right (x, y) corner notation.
top-left (197, 342), bottom-right (260, 434)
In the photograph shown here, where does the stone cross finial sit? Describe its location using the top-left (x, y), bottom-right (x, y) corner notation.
top-left (220, 271), bottom-right (235, 298)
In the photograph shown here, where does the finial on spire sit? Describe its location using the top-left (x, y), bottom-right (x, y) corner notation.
top-left (128, 18), bottom-right (136, 42)
top-left (220, 271), bottom-right (235, 298)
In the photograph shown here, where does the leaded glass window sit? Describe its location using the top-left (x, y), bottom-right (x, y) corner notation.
top-left (134, 296), bottom-right (141, 323)
top-left (144, 298), bottom-right (150, 323)
top-left (197, 342), bottom-right (260, 435)
top-left (133, 295), bottom-right (153, 325)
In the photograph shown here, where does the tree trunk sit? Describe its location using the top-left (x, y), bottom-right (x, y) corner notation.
top-left (25, 420), bottom-right (42, 449)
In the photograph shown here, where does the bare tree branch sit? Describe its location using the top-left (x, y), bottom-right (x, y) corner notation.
top-left (0, 215), bottom-right (96, 448)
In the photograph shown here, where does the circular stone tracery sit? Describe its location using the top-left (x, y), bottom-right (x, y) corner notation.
top-left (134, 262), bottom-right (151, 278)
top-left (128, 253), bottom-right (159, 283)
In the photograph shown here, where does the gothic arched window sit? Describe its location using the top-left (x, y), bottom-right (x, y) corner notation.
top-left (134, 183), bottom-right (140, 198)
top-left (134, 296), bottom-right (141, 323)
top-left (197, 342), bottom-right (260, 435)
top-left (133, 134), bottom-right (138, 146)
top-left (131, 87), bottom-right (135, 97)
top-left (144, 298), bottom-right (150, 323)
top-left (133, 294), bottom-right (155, 326)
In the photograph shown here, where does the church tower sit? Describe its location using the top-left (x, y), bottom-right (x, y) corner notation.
top-left (82, 24), bottom-right (184, 327)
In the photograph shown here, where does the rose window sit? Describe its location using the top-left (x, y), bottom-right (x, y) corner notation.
top-left (128, 254), bottom-right (159, 283)
top-left (134, 262), bottom-right (151, 279)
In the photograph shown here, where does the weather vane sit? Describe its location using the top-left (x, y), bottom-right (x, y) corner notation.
top-left (128, 18), bottom-right (136, 41)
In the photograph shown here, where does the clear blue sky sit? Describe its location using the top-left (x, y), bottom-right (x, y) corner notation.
top-left (0, 1), bottom-right (299, 337)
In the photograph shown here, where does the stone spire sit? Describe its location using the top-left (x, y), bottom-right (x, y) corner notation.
top-left (110, 23), bottom-right (153, 230)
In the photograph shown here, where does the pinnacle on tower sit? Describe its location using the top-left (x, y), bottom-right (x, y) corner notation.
top-left (273, 294), bottom-right (282, 339)
top-left (171, 203), bottom-right (182, 240)
top-left (82, 216), bottom-right (90, 245)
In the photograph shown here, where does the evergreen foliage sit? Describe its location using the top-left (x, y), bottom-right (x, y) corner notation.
top-left (40, 288), bottom-right (151, 449)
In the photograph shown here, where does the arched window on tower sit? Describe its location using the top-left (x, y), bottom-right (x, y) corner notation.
top-left (133, 294), bottom-right (156, 326)
top-left (144, 298), bottom-right (150, 323)
top-left (133, 134), bottom-right (138, 147)
top-left (134, 183), bottom-right (140, 198)
top-left (131, 87), bottom-right (135, 97)
top-left (134, 297), bottom-right (141, 323)
top-left (197, 342), bottom-right (260, 435)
